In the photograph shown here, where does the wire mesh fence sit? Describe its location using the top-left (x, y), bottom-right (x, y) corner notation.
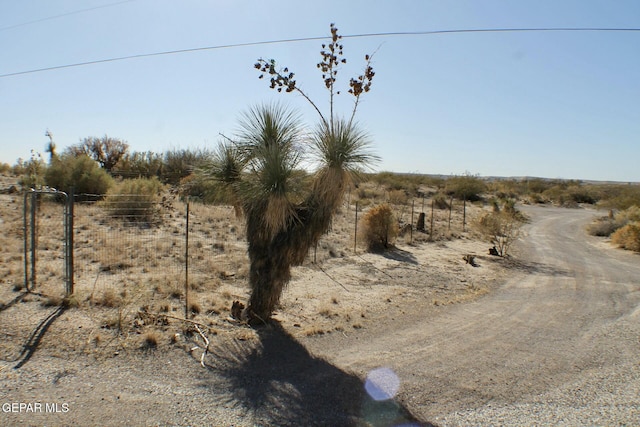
top-left (22, 192), bottom-right (69, 296)
top-left (72, 194), bottom-right (233, 313)
top-left (14, 187), bottom-right (474, 318)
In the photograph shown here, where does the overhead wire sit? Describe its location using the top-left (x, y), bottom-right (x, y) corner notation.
top-left (0, 0), bottom-right (138, 32)
top-left (1, 27), bottom-right (639, 79)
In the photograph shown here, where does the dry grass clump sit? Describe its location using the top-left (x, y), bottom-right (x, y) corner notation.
top-left (142, 330), bottom-right (161, 349)
top-left (95, 288), bottom-right (123, 308)
top-left (359, 204), bottom-right (398, 252)
top-left (189, 302), bottom-right (201, 315)
top-left (42, 294), bottom-right (63, 307)
top-left (611, 223), bottom-right (640, 252)
top-left (62, 294), bottom-right (80, 308)
top-left (387, 189), bottom-right (408, 205)
top-left (101, 177), bottom-right (164, 224)
top-left (433, 284), bottom-right (489, 306)
top-left (587, 206), bottom-right (640, 238)
top-left (587, 217), bottom-right (620, 237)
top-left (304, 325), bottom-right (326, 336)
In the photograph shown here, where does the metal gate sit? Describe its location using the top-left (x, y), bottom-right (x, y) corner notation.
top-left (23, 189), bottom-right (74, 295)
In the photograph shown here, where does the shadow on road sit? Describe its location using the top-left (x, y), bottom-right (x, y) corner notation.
top-left (13, 306), bottom-right (66, 369)
top-left (383, 247), bottom-right (419, 265)
top-left (504, 257), bottom-right (572, 277)
top-left (202, 322), bottom-right (434, 427)
top-left (0, 292), bottom-right (27, 313)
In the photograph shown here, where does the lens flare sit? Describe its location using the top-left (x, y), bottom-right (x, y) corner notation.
top-left (364, 367), bottom-right (400, 401)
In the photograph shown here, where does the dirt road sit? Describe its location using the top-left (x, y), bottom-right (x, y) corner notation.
top-left (309, 205), bottom-right (640, 425)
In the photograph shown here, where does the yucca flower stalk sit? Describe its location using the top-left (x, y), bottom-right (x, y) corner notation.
top-left (208, 24), bottom-right (378, 324)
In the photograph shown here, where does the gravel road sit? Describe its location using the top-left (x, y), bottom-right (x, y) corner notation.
top-left (309, 205), bottom-right (640, 425)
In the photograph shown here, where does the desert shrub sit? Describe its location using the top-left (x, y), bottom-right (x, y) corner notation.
top-left (355, 185), bottom-right (384, 203)
top-left (528, 192), bottom-right (546, 204)
top-left (476, 209), bottom-right (525, 257)
top-left (45, 154), bottom-right (113, 195)
top-left (611, 223), bottom-right (640, 252)
top-left (617, 205), bottom-right (640, 223)
top-left (179, 173), bottom-right (223, 203)
top-left (360, 204), bottom-right (398, 252)
top-left (527, 178), bottom-right (554, 195)
top-left (541, 182), bottom-right (600, 206)
top-left (588, 206), bottom-right (640, 237)
top-left (113, 151), bottom-right (164, 179)
top-left (597, 185), bottom-right (640, 211)
top-left (16, 150), bottom-right (46, 189)
top-left (445, 173), bottom-right (485, 202)
top-left (370, 171), bottom-right (434, 196)
top-left (433, 193), bottom-right (450, 209)
top-left (103, 177), bottom-right (164, 223)
top-left (567, 186), bottom-right (597, 204)
top-left (0, 162), bottom-right (11, 174)
top-left (587, 218), bottom-right (620, 237)
top-left (387, 189), bottom-right (408, 205)
top-left (162, 148), bottom-right (212, 185)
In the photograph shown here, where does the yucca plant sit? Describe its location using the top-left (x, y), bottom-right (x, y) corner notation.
top-left (207, 24), bottom-right (378, 324)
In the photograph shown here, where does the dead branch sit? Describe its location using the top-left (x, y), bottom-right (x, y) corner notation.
top-left (156, 314), bottom-right (211, 330)
top-left (194, 325), bottom-right (209, 368)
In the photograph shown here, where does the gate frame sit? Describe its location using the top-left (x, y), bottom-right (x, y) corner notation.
top-left (23, 189), bottom-right (74, 295)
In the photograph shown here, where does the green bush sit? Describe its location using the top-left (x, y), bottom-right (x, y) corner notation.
top-left (162, 148), bottom-right (212, 185)
top-left (103, 177), bottom-right (164, 224)
top-left (360, 204), bottom-right (398, 252)
top-left (180, 173), bottom-right (233, 204)
top-left (45, 154), bottom-right (113, 196)
top-left (611, 223), bottom-right (640, 252)
top-left (112, 151), bottom-right (164, 180)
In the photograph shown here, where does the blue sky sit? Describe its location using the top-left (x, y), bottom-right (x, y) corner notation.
top-left (1, 0), bottom-right (639, 182)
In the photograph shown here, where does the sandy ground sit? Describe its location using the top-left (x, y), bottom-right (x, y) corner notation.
top-left (2, 174), bottom-right (638, 426)
top-left (0, 179), bottom-right (505, 426)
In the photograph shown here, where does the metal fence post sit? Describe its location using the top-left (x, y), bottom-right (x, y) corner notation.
top-left (23, 191), bottom-right (29, 291)
top-left (354, 201), bottom-right (359, 253)
top-left (185, 199), bottom-right (190, 319)
top-left (65, 189), bottom-right (74, 295)
top-left (463, 195), bottom-right (467, 232)
top-left (430, 198), bottom-right (435, 239)
top-left (30, 190), bottom-right (37, 291)
top-left (410, 199), bottom-right (414, 244)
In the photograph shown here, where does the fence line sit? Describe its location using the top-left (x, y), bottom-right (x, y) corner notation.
top-left (19, 189), bottom-right (472, 317)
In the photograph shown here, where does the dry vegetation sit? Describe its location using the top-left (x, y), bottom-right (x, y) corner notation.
top-left (1, 170), bottom-right (639, 366)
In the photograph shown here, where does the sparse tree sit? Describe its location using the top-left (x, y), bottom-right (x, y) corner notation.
top-left (207, 24), bottom-right (378, 324)
top-left (476, 203), bottom-right (526, 257)
top-left (68, 135), bottom-right (129, 172)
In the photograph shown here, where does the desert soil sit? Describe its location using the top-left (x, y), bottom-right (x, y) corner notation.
top-left (1, 204), bottom-right (639, 426)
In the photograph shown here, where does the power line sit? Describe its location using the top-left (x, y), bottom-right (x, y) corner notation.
top-left (1, 27), bottom-right (639, 79)
top-left (0, 0), bottom-right (138, 32)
